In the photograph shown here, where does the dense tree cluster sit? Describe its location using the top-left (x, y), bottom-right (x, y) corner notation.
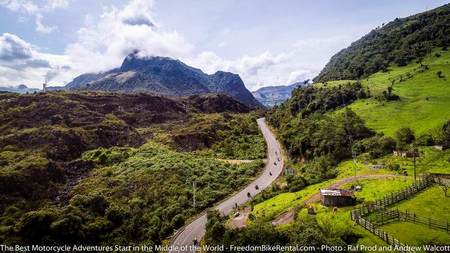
top-left (352, 134), bottom-right (396, 159)
top-left (171, 113), bottom-right (266, 159)
top-left (395, 127), bottom-right (416, 151)
top-left (272, 109), bottom-right (373, 163)
top-left (268, 82), bottom-right (368, 128)
top-left (290, 82), bottom-right (367, 119)
top-left (314, 4), bottom-right (449, 82)
top-left (265, 79), bottom-right (375, 192)
top-left (0, 143), bottom-right (264, 246)
top-left (267, 82), bottom-right (374, 192)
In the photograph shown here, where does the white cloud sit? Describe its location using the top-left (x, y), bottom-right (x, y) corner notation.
top-left (287, 70), bottom-right (311, 84)
top-left (182, 36), bottom-right (354, 90)
top-left (0, 33), bottom-right (71, 86)
top-left (0, 0), bottom-right (70, 13)
top-left (1, 0), bottom-right (193, 87)
top-left (64, 0), bottom-right (192, 73)
top-left (0, 0), bottom-right (70, 34)
top-left (35, 14), bottom-right (57, 34)
top-left (187, 51), bottom-right (316, 91)
top-left (0, 32), bottom-right (33, 60)
top-left (44, 0), bottom-right (69, 10)
top-left (0, 0), bottom-right (38, 13)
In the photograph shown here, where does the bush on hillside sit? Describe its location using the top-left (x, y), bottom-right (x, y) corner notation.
top-left (415, 134), bottom-right (435, 146)
top-left (395, 127), bottom-right (416, 150)
top-left (436, 120), bottom-right (450, 148)
top-left (353, 134), bottom-right (396, 159)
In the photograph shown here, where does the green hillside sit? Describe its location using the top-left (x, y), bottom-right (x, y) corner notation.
top-left (314, 3), bottom-right (449, 82)
top-left (0, 92), bottom-right (266, 245)
top-left (253, 4), bottom-right (450, 247)
top-left (348, 49), bottom-right (450, 136)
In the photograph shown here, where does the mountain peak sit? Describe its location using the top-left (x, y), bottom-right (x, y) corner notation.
top-left (67, 54), bottom-right (261, 108)
top-left (120, 52), bottom-right (180, 72)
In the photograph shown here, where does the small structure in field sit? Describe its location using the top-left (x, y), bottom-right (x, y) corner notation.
top-left (351, 185), bottom-right (362, 191)
top-left (393, 150), bottom-right (419, 158)
top-left (320, 189), bottom-right (356, 207)
top-left (433, 145), bottom-right (444, 151)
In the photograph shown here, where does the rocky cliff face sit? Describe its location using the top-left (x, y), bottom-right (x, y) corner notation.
top-left (66, 52), bottom-right (261, 107)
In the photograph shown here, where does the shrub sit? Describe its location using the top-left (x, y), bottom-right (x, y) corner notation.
top-left (395, 127), bottom-right (415, 150)
top-left (416, 134), bottom-right (434, 146)
top-left (16, 209), bottom-right (58, 243)
top-left (353, 134), bottom-right (396, 159)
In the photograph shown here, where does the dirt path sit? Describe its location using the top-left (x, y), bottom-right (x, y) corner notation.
top-left (271, 210), bottom-right (295, 225)
top-left (270, 173), bottom-right (401, 225)
top-left (229, 207), bottom-right (251, 229)
top-left (305, 174), bottom-right (400, 204)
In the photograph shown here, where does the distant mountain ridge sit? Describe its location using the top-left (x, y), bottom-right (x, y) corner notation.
top-left (0, 84), bottom-right (40, 93)
top-left (252, 81), bottom-right (307, 107)
top-left (66, 52), bottom-right (261, 107)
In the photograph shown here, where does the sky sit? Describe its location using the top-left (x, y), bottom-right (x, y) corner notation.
top-left (0, 0), bottom-right (448, 91)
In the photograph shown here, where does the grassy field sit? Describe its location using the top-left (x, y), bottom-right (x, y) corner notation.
top-left (251, 155), bottom-right (447, 246)
top-left (251, 182), bottom-right (323, 221)
top-left (382, 222), bottom-right (450, 247)
top-left (251, 160), bottom-right (395, 220)
top-left (391, 186), bottom-right (450, 221)
top-left (347, 49), bottom-right (450, 137)
top-left (296, 203), bottom-right (389, 251)
top-left (341, 177), bottom-right (413, 202)
top-left (374, 147), bottom-right (450, 174)
top-left (376, 186), bottom-right (450, 249)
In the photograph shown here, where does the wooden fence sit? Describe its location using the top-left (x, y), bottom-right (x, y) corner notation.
top-left (350, 175), bottom-right (437, 251)
top-left (351, 211), bottom-right (407, 252)
top-left (356, 175), bottom-right (433, 216)
top-left (368, 209), bottom-right (450, 233)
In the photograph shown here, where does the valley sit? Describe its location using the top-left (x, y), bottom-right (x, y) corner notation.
top-left (0, 91), bottom-right (266, 246)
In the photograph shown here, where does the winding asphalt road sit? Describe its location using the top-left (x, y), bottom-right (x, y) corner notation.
top-left (169, 118), bottom-right (284, 253)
